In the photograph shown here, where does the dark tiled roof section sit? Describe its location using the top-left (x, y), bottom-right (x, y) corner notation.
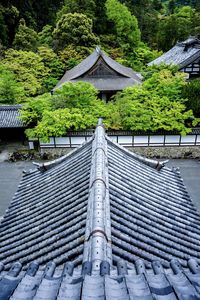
top-left (148, 37), bottom-right (200, 69)
top-left (53, 48), bottom-right (142, 91)
top-left (0, 141), bottom-right (93, 270)
top-left (72, 77), bottom-right (139, 91)
top-left (0, 259), bottom-right (200, 299)
top-left (1, 119), bottom-right (200, 275)
top-left (0, 105), bottom-right (25, 128)
top-left (107, 138), bottom-right (200, 267)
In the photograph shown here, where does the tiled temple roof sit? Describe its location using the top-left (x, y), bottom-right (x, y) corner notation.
top-left (0, 119), bottom-right (200, 299)
top-left (148, 37), bottom-right (200, 69)
top-left (0, 105), bottom-right (25, 128)
top-left (53, 47), bottom-right (142, 92)
top-left (0, 258), bottom-right (200, 300)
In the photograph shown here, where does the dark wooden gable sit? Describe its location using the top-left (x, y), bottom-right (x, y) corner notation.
top-left (181, 57), bottom-right (200, 78)
top-left (82, 57), bottom-right (120, 78)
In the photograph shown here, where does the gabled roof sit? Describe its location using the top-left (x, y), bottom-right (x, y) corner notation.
top-left (53, 48), bottom-right (142, 91)
top-left (0, 105), bottom-right (25, 128)
top-left (1, 119), bottom-right (200, 298)
top-left (0, 119), bottom-right (200, 271)
top-left (148, 37), bottom-right (200, 69)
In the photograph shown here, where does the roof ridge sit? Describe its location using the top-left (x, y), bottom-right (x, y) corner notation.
top-left (0, 105), bottom-right (22, 110)
top-left (83, 119), bottom-right (112, 272)
top-left (106, 135), bottom-right (168, 171)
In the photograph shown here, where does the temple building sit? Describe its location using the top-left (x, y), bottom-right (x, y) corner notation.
top-left (149, 37), bottom-right (200, 79)
top-left (0, 120), bottom-right (200, 299)
top-left (53, 47), bottom-right (142, 101)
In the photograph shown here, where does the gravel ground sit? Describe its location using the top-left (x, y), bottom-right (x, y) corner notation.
top-left (0, 158), bottom-right (199, 217)
top-left (167, 159), bottom-right (200, 213)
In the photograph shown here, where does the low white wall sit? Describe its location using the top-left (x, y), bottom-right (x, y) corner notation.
top-left (39, 134), bottom-right (200, 148)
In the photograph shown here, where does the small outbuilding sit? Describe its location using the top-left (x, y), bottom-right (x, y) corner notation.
top-left (149, 37), bottom-right (200, 78)
top-left (0, 105), bottom-right (26, 143)
top-left (53, 47), bottom-right (142, 101)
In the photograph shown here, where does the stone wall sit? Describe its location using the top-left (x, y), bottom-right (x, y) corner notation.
top-left (128, 146), bottom-right (200, 159)
top-left (40, 146), bottom-right (200, 159)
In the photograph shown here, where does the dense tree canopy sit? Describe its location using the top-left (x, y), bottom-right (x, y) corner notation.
top-left (53, 13), bottom-right (99, 51)
top-left (0, 68), bottom-right (25, 104)
top-left (0, 0), bottom-right (200, 136)
top-left (20, 73), bottom-right (199, 141)
top-left (106, 0), bottom-right (141, 50)
top-left (13, 19), bottom-right (38, 51)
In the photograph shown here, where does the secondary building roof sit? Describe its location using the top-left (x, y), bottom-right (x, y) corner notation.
top-left (0, 105), bottom-right (25, 128)
top-left (148, 37), bottom-right (200, 70)
top-left (0, 119), bottom-right (200, 299)
top-left (53, 47), bottom-right (142, 92)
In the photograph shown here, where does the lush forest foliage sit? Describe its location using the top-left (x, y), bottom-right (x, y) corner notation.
top-left (0, 0), bottom-right (200, 137)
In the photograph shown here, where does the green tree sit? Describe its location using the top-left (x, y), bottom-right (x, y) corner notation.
top-left (51, 81), bottom-right (99, 109)
top-left (58, 44), bottom-right (92, 70)
top-left (13, 19), bottom-right (38, 51)
top-left (0, 6), bottom-right (8, 46)
top-left (126, 43), bottom-right (162, 71)
top-left (157, 6), bottom-right (200, 51)
top-left (143, 69), bottom-right (186, 101)
top-left (20, 93), bottom-right (52, 126)
top-left (56, 0), bottom-right (96, 20)
top-left (109, 68), bottom-right (198, 134)
top-left (53, 13), bottom-right (99, 51)
top-left (1, 49), bottom-right (49, 96)
top-left (38, 25), bottom-right (53, 47)
top-left (1, 5), bottom-right (19, 46)
top-left (0, 0), bottom-right (64, 32)
top-left (0, 68), bottom-right (25, 104)
top-left (22, 81), bottom-right (110, 140)
top-left (26, 108), bottom-right (88, 140)
top-left (37, 46), bottom-right (64, 90)
top-left (106, 0), bottom-right (141, 51)
top-left (182, 78), bottom-right (200, 117)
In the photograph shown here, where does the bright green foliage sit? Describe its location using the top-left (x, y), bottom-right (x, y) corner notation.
top-left (142, 63), bottom-right (179, 80)
top-left (0, 68), bottom-right (25, 104)
top-left (27, 108), bottom-right (89, 141)
top-left (13, 19), bottom-right (38, 51)
top-left (126, 43), bottom-right (162, 71)
top-left (58, 44), bottom-right (91, 70)
top-left (53, 13), bottom-right (99, 51)
top-left (37, 46), bottom-right (64, 90)
top-left (23, 81), bottom-right (110, 140)
top-left (110, 87), bottom-right (197, 134)
top-left (143, 69), bottom-right (186, 101)
top-left (106, 0), bottom-right (141, 51)
top-left (38, 25), bottom-right (53, 47)
top-left (182, 78), bottom-right (200, 117)
top-left (27, 101), bottom-right (111, 141)
top-left (20, 93), bottom-right (52, 126)
top-left (108, 68), bottom-right (199, 134)
top-left (51, 81), bottom-right (99, 109)
top-left (1, 49), bottom-right (49, 96)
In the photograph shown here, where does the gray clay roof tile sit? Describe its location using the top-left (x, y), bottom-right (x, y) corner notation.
top-left (0, 105), bottom-right (25, 128)
top-left (0, 119), bottom-right (200, 299)
top-left (53, 48), bottom-right (142, 91)
top-left (148, 37), bottom-right (200, 69)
